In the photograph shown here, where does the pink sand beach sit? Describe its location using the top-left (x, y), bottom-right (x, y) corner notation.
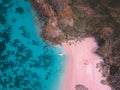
top-left (61, 37), bottom-right (111, 90)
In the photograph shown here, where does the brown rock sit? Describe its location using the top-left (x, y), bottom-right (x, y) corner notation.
top-left (75, 84), bottom-right (88, 90)
top-left (101, 27), bottom-right (113, 37)
top-left (59, 6), bottom-right (73, 27)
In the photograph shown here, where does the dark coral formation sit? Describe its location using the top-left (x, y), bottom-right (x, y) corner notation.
top-left (0, 33), bottom-right (55, 90)
top-left (15, 7), bottom-right (24, 14)
top-left (0, 1), bottom-right (62, 89)
top-left (30, 0), bottom-right (120, 89)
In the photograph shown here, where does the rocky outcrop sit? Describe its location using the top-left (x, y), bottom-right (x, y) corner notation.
top-left (75, 84), bottom-right (88, 90)
top-left (30, 0), bottom-right (73, 44)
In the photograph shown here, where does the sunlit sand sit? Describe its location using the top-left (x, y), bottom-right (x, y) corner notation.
top-left (61, 37), bottom-right (111, 90)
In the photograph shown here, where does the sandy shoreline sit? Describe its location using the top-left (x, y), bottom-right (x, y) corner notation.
top-left (61, 37), bottom-right (111, 90)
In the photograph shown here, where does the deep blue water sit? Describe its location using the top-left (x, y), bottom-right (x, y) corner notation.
top-left (0, 0), bottom-right (64, 90)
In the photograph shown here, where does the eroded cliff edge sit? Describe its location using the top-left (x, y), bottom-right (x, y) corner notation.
top-left (30, 0), bottom-right (120, 90)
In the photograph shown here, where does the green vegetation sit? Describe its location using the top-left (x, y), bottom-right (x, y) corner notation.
top-left (67, 1), bottom-right (120, 89)
top-left (63, 26), bottom-right (77, 36)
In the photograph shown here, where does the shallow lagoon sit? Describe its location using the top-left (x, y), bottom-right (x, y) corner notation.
top-left (0, 0), bottom-right (64, 90)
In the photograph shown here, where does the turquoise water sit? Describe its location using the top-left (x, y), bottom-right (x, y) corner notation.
top-left (0, 0), bottom-right (64, 90)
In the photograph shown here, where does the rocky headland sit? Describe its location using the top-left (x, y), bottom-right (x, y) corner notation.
top-left (30, 0), bottom-right (74, 44)
top-left (30, 0), bottom-right (120, 90)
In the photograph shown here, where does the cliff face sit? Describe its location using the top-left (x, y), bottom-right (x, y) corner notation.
top-left (30, 0), bottom-right (120, 89)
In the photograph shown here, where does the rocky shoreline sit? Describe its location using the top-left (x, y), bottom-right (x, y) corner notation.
top-left (30, 0), bottom-right (120, 90)
top-left (30, 0), bottom-right (74, 44)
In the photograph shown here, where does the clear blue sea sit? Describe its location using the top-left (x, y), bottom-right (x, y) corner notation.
top-left (0, 0), bottom-right (65, 90)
